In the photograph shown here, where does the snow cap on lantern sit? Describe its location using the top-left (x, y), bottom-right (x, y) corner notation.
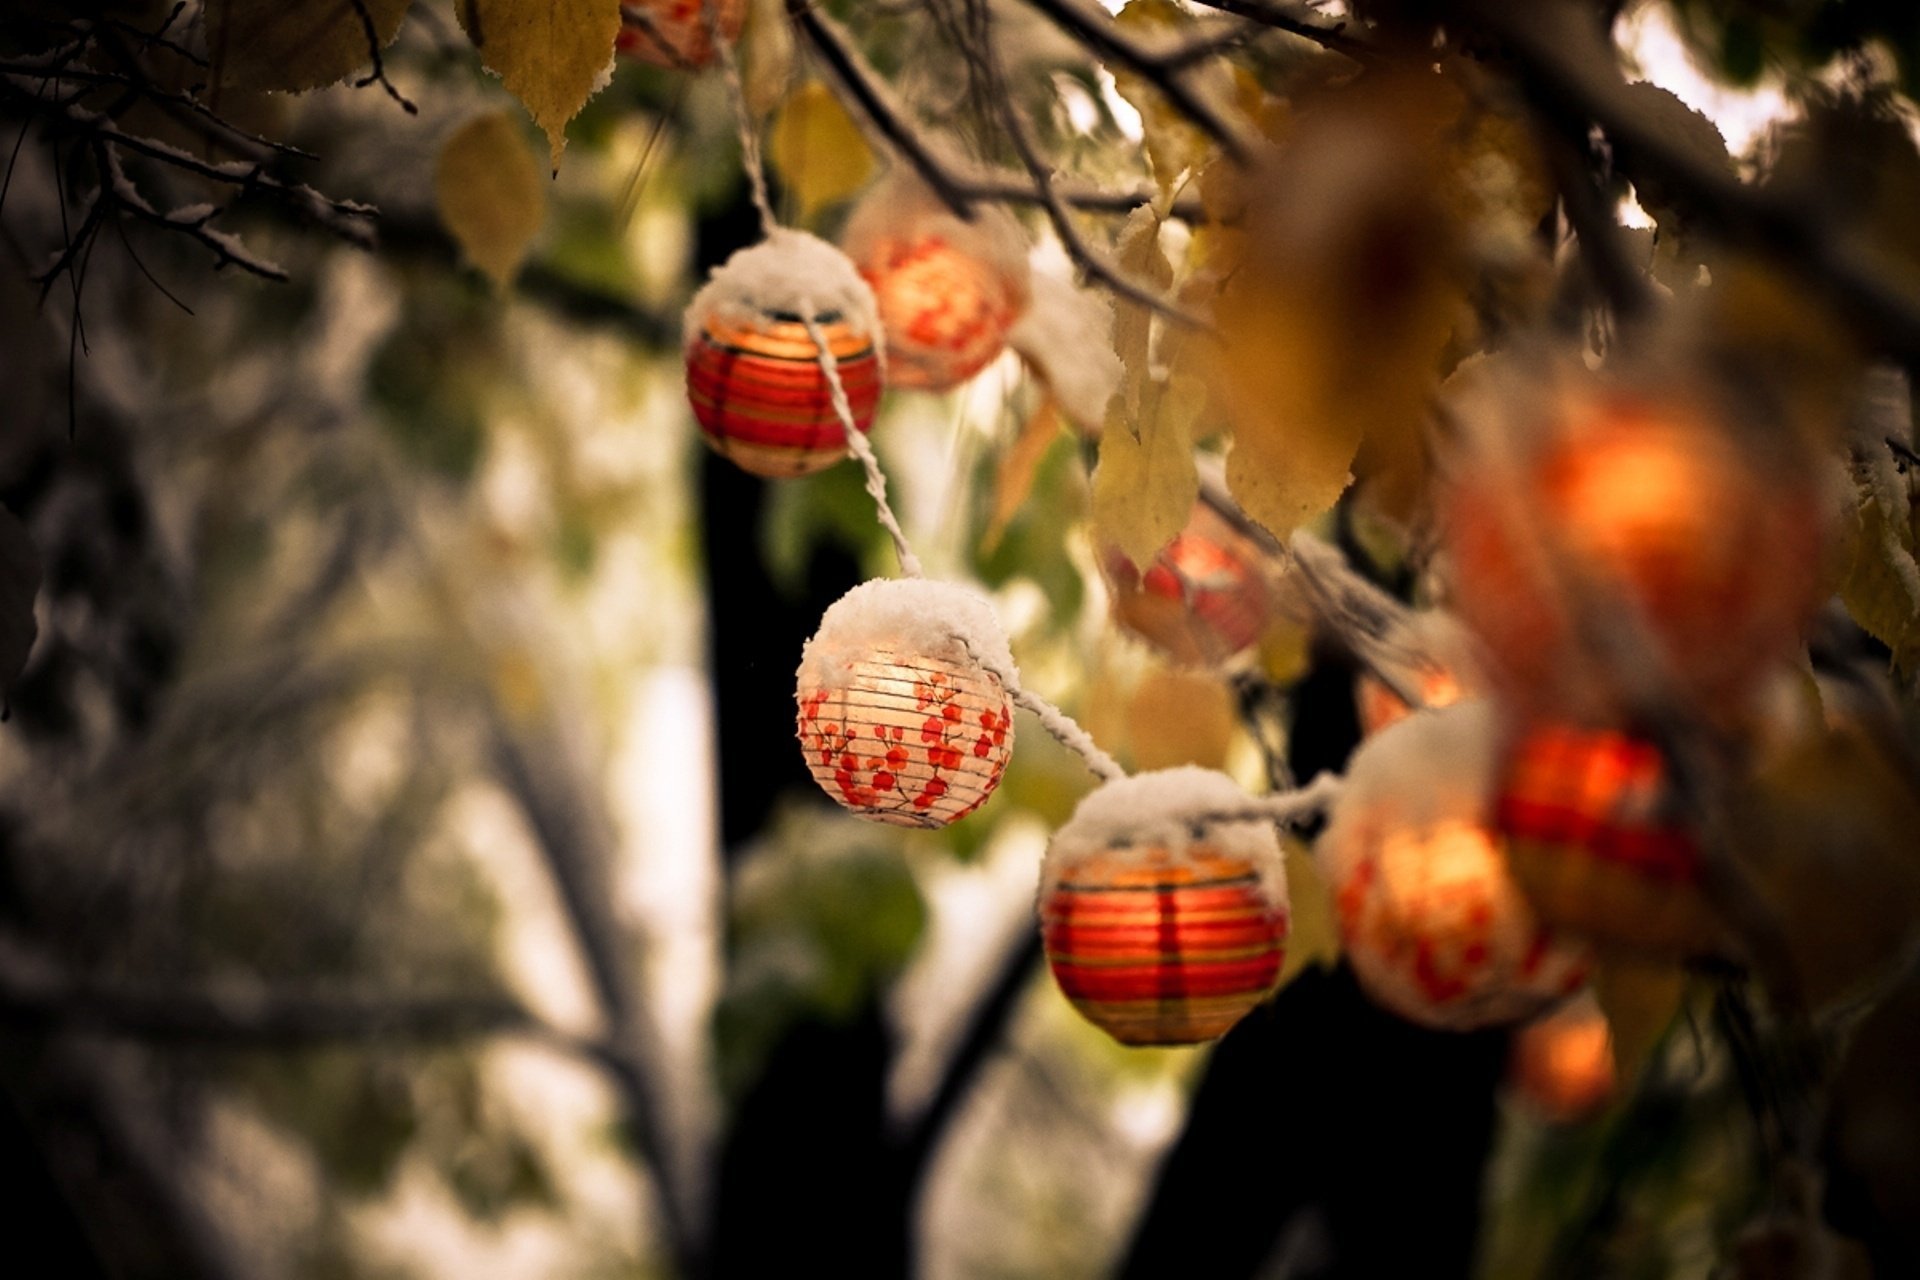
top-left (796, 579), bottom-right (1015, 828)
top-left (685, 228), bottom-right (885, 478)
top-left (1495, 721), bottom-right (1721, 956)
top-left (1041, 768), bottom-right (1290, 1047)
top-left (841, 173), bottom-right (1031, 391)
top-left (1319, 701), bottom-right (1589, 1031)
top-left (1353, 610), bottom-right (1479, 738)
top-left (1102, 489), bottom-right (1274, 669)
top-left (616, 0), bottom-right (747, 71)
top-left (1442, 364), bottom-right (1826, 725)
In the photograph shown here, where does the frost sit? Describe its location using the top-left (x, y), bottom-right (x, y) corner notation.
top-left (684, 228), bottom-right (881, 350)
top-left (798, 578), bottom-right (1016, 688)
top-left (1321, 699), bottom-right (1503, 842)
top-left (1007, 269), bottom-right (1122, 428)
top-left (1041, 767), bottom-right (1289, 907)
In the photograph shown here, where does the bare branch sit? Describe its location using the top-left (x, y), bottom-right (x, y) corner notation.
top-left (347, 0), bottom-right (419, 115)
top-left (1183, 0), bottom-right (1376, 63)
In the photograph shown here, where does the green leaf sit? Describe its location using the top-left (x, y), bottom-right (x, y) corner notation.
top-left (436, 111), bottom-right (548, 289)
top-left (766, 80), bottom-right (876, 218)
top-left (206, 0), bottom-right (413, 94)
top-left (458, 0), bottom-right (623, 168)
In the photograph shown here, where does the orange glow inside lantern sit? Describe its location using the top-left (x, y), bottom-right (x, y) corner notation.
top-left (855, 233), bottom-right (1026, 391)
top-left (615, 0), bottom-right (746, 70)
top-left (1355, 665), bottom-right (1466, 738)
top-left (1495, 723), bottom-right (1720, 954)
top-left (1329, 817), bottom-right (1587, 1030)
top-left (1510, 996), bottom-right (1615, 1123)
top-left (1043, 845), bottom-right (1288, 1046)
top-left (797, 648), bottom-right (1012, 828)
top-left (1104, 500), bottom-right (1272, 668)
top-left (1446, 391), bottom-right (1824, 721)
top-left (686, 309), bottom-right (882, 478)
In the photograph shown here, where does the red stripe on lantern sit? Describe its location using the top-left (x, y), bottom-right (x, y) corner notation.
top-left (686, 314), bottom-right (882, 478)
top-left (1103, 498), bottom-right (1272, 668)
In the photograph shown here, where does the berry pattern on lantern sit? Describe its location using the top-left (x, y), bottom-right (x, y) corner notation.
top-left (1320, 702), bottom-right (1587, 1030)
top-left (1103, 497), bottom-right (1273, 668)
top-left (842, 176), bottom-right (1030, 391)
top-left (796, 580), bottom-right (1015, 828)
top-left (1445, 383), bottom-right (1825, 723)
top-left (615, 0), bottom-right (746, 71)
top-left (1040, 768), bottom-right (1290, 1046)
top-left (685, 230), bottom-right (885, 478)
top-left (1495, 723), bottom-right (1720, 955)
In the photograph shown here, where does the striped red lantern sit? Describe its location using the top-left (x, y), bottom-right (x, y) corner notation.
top-left (842, 176), bottom-right (1029, 391)
top-left (685, 231), bottom-right (884, 478)
top-left (1103, 497), bottom-right (1273, 668)
top-left (1495, 723), bottom-right (1721, 955)
top-left (1040, 769), bottom-right (1289, 1046)
top-left (1321, 701), bottom-right (1587, 1030)
top-left (615, 0), bottom-right (745, 70)
top-left (796, 580), bottom-right (1014, 828)
top-left (1446, 387), bottom-right (1824, 724)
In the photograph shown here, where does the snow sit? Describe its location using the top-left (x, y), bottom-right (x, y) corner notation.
top-left (1040, 767), bottom-right (1289, 907)
top-left (1007, 269), bottom-right (1122, 428)
top-left (683, 228), bottom-right (881, 349)
top-left (1320, 700), bottom-right (1504, 847)
top-left (797, 578), bottom-right (1016, 687)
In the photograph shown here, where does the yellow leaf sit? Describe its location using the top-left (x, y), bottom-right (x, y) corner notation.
top-left (458, 0), bottom-right (622, 168)
top-left (1111, 206), bottom-right (1173, 425)
top-left (766, 81), bottom-right (875, 218)
top-left (1114, 0), bottom-right (1223, 196)
top-left (1840, 482), bottom-right (1920, 670)
top-left (1124, 669), bottom-right (1236, 770)
top-left (206, 0), bottom-right (413, 94)
top-left (739, 0), bottom-right (794, 119)
top-left (1092, 374), bottom-right (1201, 569)
top-left (1591, 958), bottom-right (1686, 1087)
top-left (1256, 618), bottom-right (1311, 687)
top-left (1276, 843), bottom-right (1339, 990)
top-left (435, 112), bottom-right (547, 289)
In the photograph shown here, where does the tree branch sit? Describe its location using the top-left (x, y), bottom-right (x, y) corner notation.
top-left (1183, 0), bottom-right (1375, 63)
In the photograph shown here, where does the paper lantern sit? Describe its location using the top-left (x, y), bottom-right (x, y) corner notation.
top-left (685, 229), bottom-right (884, 478)
top-left (1321, 702), bottom-right (1587, 1030)
top-left (1495, 723), bottom-right (1721, 955)
top-left (1103, 497), bottom-right (1273, 668)
top-left (1446, 387), bottom-right (1824, 723)
top-left (615, 0), bottom-right (746, 70)
top-left (796, 580), bottom-right (1014, 827)
top-left (1509, 994), bottom-right (1615, 1123)
top-left (1040, 768), bottom-right (1289, 1046)
top-left (842, 175), bottom-right (1030, 391)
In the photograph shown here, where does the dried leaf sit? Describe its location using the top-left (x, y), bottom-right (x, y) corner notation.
top-left (458, 0), bottom-right (622, 168)
top-left (1591, 957), bottom-right (1686, 1086)
top-left (206, 0), bottom-right (413, 94)
top-left (766, 81), bottom-right (875, 218)
top-left (435, 112), bottom-right (547, 289)
top-left (1092, 374), bottom-right (1201, 569)
top-left (1124, 668), bottom-right (1235, 770)
top-left (1112, 0), bottom-right (1219, 196)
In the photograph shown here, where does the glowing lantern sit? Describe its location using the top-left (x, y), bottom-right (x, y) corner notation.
top-left (842, 175), bottom-right (1030, 391)
top-left (796, 579), bottom-right (1014, 827)
top-left (1495, 723), bottom-right (1721, 955)
top-left (1040, 768), bottom-right (1289, 1046)
top-left (1321, 702), bottom-right (1588, 1030)
top-left (685, 229), bottom-right (884, 478)
top-left (615, 0), bottom-right (746, 70)
top-left (1446, 386), bottom-right (1824, 722)
top-left (1509, 994), bottom-right (1615, 1123)
top-left (1103, 497), bottom-right (1273, 668)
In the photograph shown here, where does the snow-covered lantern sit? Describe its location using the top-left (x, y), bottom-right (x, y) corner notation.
top-left (1354, 611), bottom-right (1477, 737)
top-left (686, 229), bottom-right (885, 478)
top-left (1320, 702), bottom-right (1588, 1030)
top-left (796, 579), bottom-right (1014, 828)
top-left (1509, 993), bottom-right (1615, 1123)
top-left (1494, 722), bottom-right (1720, 955)
top-left (841, 174), bottom-right (1030, 391)
top-left (1445, 386), bottom-right (1824, 723)
top-left (1102, 496), bottom-right (1273, 668)
top-left (1041, 768), bottom-right (1290, 1046)
top-left (615, 0), bottom-right (746, 70)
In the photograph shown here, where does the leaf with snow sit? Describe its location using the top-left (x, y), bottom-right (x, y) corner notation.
top-left (435, 111), bottom-right (547, 289)
top-left (767, 81), bottom-right (875, 218)
top-left (206, 0), bottom-right (414, 94)
top-left (0, 506), bottom-right (38, 713)
top-left (458, 0), bottom-right (621, 168)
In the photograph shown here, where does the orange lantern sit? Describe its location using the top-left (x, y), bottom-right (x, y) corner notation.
top-left (1445, 385), bottom-right (1824, 723)
top-left (796, 580), bottom-right (1014, 827)
top-left (615, 0), bottom-right (746, 70)
top-left (1321, 702), bottom-right (1588, 1030)
top-left (1353, 612), bottom-right (1477, 736)
top-left (1103, 496), bottom-right (1273, 668)
top-left (842, 176), bottom-right (1030, 391)
top-left (1509, 994), bottom-right (1615, 1123)
top-left (1040, 768), bottom-right (1290, 1045)
top-left (686, 231), bottom-right (883, 478)
top-left (1495, 722), bottom-right (1721, 955)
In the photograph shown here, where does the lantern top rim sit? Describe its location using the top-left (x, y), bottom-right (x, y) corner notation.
top-left (685, 228), bottom-right (882, 352)
top-left (798, 577), bottom-right (1016, 688)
